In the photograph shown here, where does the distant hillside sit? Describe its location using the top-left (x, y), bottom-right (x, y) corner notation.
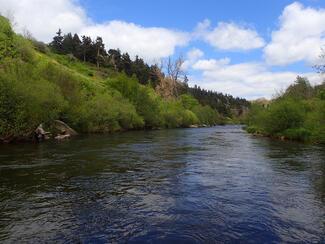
top-left (0, 16), bottom-right (249, 142)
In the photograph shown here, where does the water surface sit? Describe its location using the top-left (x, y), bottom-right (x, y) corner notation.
top-left (0, 126), bottom-right (324, 243)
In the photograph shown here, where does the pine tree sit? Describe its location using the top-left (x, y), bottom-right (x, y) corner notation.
top-left (94, 37), bottom-right (106, 68)
top-left (62, 33), bottom-right (74, 54)
top-left (50, 29), bottom-right (64, 53)
top-left (108, 49), bottom-right (122, 71)
top-left (81, 35), bottom-right (92, 62)
top-left (122, 52), bottom-right (132, 76)
top-left (72, 34), bottom-right (82, 59)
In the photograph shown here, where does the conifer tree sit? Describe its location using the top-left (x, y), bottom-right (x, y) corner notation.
top-left (50, 29), bottom-right (64, 53)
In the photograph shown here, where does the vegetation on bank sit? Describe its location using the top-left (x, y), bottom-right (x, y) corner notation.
top-left (245, 76), bottom-right (325, 144)
top-left (0, 16), bottom-right (246, 142)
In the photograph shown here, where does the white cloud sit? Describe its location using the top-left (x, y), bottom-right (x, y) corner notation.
top-left (0, 0), bottom-right (88, 41)
top-left (0, 0), bottom-right (189, 61)
top-left (192, 58), bottom-right (230, 70)
top-left (182, 48), bottom-right (204, 70)
top-left (80, 21), bottom-right (189, 61)
top-left (264, 2), bottom-right (325, 66)
top-left (195, 19), bottom-right (265, 51)
top-left (187, 48), bottom-right (204, 61)
top-left (191, 58), bottom-right (323, 99)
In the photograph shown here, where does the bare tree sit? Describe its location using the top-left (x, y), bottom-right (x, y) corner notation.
top-left (164, 55), bottom-right (186, 97)
top-left (166, 55), bottom-right (185, 82)
top-left (153, 55), bottom-right (188, 98)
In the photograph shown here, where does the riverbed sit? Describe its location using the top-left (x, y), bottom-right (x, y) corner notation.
top-left (0, 125), bottom-right (324, 243)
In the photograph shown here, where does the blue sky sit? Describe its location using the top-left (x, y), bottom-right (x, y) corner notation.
top-left (0, 0), bottom-right (324, 99)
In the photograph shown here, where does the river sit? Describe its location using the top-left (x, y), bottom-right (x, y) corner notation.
top-left (0, 125), bottom-right (324, 243)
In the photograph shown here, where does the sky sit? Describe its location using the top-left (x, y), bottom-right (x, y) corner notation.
top-left (0, 0), bottom-right (324, 99)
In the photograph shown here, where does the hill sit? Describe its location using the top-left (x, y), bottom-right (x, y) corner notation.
top-left (0, 16), bottom-right (249, 142)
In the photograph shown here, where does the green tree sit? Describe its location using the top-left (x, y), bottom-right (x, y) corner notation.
top-left (94, 36), bottom-right (106, 68)
top-left (81, 35), bottom-right (92, 62)
top-left (49, 29), bottom-right (64, 53)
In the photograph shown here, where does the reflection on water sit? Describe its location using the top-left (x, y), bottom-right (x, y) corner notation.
top-left (0, 126), bottom-right (324, 243)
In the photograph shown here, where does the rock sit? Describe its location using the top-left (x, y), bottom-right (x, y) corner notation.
top-left (189, 125), bottom-right (199, 128)
top-left (55, 134), bottom-right (71, 140)
top-left (53, 120), bottom-right (78, 136)
top-left (34, 124), bottom-right (51, 142)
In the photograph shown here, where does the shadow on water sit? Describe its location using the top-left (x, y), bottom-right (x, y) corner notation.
top-left (0, 126), bottom-right (324, 243)
top-left (260, 138), bottom-right (325, 201)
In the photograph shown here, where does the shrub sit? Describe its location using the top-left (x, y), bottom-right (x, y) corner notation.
top-left (70, 92), bottom-right (144, 133)
top-left (263, 98), bottom-right (305, 134)
top-left (107, 74), bottom-right (163, 128)
top-left (192, 105), bottom-right (221, 125)
top-left (0, 16), bottom-right (15, 59)
top-left (304, 99), bottom-right (325, 144)
top-left (0, 61), bottom-right (67, 139)
top-left (281, 128), bottom-right (311, 141)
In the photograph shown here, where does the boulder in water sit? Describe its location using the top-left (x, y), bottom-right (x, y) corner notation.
top-left (52, 120), bottom-right (78, 136)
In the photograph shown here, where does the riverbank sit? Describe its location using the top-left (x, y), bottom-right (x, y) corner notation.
top-left (244, 77), bottom-right (325, 144)
top-left (1, 16), bottom-right (247, 143)
top-left (0, 120), bottom-right (224, 144)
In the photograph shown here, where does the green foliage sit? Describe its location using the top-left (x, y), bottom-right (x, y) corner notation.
top-left (304, 99), bottom-right (325, 143)
top-left (187, 84), bottom-right (250, 117)
top-left (73, 91), bottom-right (144, 133)
top-left (0, 16), bottom-right (15, 59)
top-left (281, 128), bottom-right (311, 141)
top-left (107, 73), bottom-right (164, 128)
top-left (247, 77), bottom-right (325, 143)
top-left (283, 76), bottom-right (314, 99)
top-left (192, 105), bottom-right (222, 125)
top-left (160, 100), bottom-right (199, 128)
top-left (0, 60), bottom-right (67, 139)
top-left (245, 126), bottom-right (259, 134)
top-left (0, 15), bottom-right (230, 142)
top-left (264, 99), bottom-right (305, 134)
top-left (180, 94), bottom-right (199, 110)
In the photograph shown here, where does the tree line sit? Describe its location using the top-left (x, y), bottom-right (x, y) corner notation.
top-left (187, 85), bottom-right (250, 117)
top-left (49, 29), bottom-right (162, 87)
top-left (49, 29), bottom-right (250, 117)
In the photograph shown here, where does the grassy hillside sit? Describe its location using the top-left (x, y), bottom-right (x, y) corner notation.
top-left (245, 76), bottom-right (325, 144)
top-left (0, 16), bottom-right (223, 142)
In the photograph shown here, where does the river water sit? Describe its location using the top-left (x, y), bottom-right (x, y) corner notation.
top-left (0, 126), bottom-right (324, 243)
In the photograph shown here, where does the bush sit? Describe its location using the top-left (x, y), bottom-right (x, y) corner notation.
top-left (304, 99), bottom-right (325, 144)
top-left (246, 82), bottom-right (325, 143)
top-left (107, 74), bottom-right (164, 128)
top-left (0, 16), bottom-right (15, 59)
top-left (180, 94), bottom-right (199, 110)
top-left (73, 92), bottom-right (143, 133)
top-left (281, 128), bottom-right (311, 141)
top-left (192, 105), bottom-right (221, 125)
top-left (245, 126), bottom-right (259, 134)
top-left (0, 61), bottom-right (67, 139)
top-left (263, 98), bottom-right (305, 134)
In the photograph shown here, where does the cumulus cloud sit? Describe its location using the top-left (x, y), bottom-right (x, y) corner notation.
top-left (187, 48), bottom-right (204, 61)
top-left (264, 2), bottom-right (325, 66)
top-left (190, 58), bottom-right (323, 99)
top-left (195, 19), bottom-right (265, 51)
top-left (182, 48), bottom-right (204, 70)
top-left (0, 0), bottom-right (88, 41)
top-left (0, 0), bottom-right (189, 61)
top-left (80, 21), bottom-right (189, 61)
